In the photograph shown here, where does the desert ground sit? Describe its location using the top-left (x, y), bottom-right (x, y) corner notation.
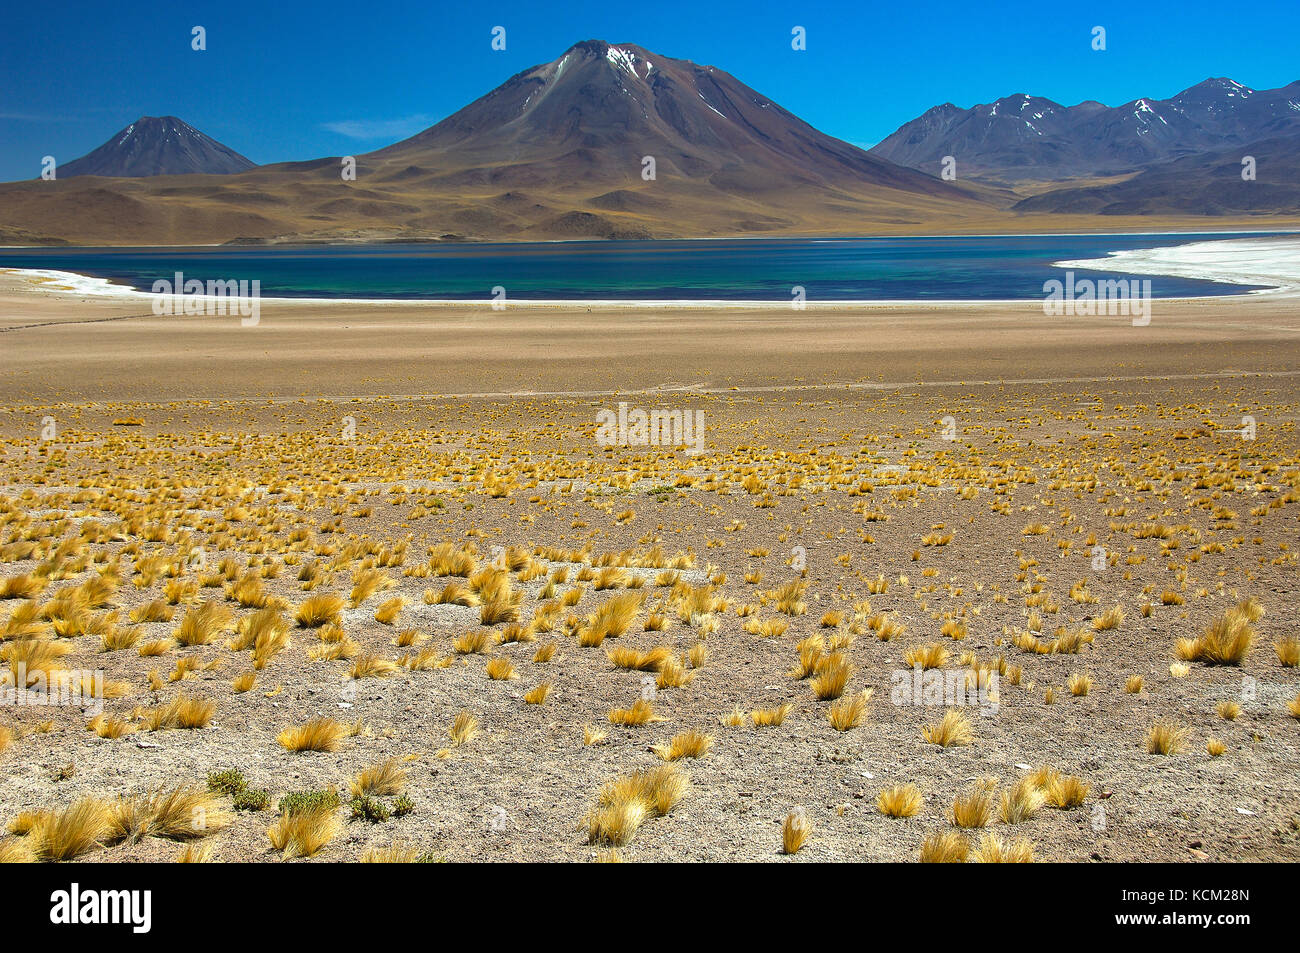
top-left (1, 273), bottom-right (1298, 862)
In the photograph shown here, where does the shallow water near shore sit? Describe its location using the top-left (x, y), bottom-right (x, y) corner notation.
top-left (0, 232), bottom-right (1289, 301)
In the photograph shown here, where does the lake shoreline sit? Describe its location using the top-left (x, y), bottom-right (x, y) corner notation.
top-left (2, 233), bottom-right (1298, 306)
top-left (3, 269), bottom-right (1298, 406)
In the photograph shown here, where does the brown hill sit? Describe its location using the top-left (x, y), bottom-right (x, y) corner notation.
top-left (1012, 133), bottom-right (1300, 215)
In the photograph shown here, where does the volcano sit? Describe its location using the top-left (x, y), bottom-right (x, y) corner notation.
top-left (370, 39), bottom-right (955, 200)
top-left (58, 116), bottom-right (256, 178)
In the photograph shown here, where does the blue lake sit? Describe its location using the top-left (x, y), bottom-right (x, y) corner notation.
top-left (0, 233), bottom-right (1280, 301)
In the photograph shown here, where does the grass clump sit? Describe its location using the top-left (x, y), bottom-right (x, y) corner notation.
top-left (922, 709), bottom-right (973, 747)
top-left (277, 716), bottom-right (349, 753)
top-left (1175, 603), bottom-right (1256, 666)
top-left (586, 765), bottom-right (687, 847)
top-left (877, 784), bottom-right (922, 818)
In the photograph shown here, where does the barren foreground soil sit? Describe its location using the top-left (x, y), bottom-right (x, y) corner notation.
top-left (1, 280), bottom-right (1298, 862)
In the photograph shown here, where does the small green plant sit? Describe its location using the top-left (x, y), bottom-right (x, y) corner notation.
top-left (206, 769), bottom-right (247, 797)
top-left (393, 794), bottom-right (414, 817)
top-left (232, 788), bottom-right (270, 811)
top-left (277, 788), bottom-right (341, 816)
top-left (350, 794), bottom-right (391, 823)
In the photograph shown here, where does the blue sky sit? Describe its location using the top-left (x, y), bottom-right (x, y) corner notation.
top-left (2, 0), bottom-right (1297, 181)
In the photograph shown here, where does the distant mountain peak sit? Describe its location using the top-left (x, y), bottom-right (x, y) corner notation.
top-left (59, 116), bottom-right (255, 178)
top-left (1185, 77), bottom-right (1253, 94)
top-left (871, 77), bottom-right (1300, 184)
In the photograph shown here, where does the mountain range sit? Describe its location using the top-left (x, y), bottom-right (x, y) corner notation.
top-left (869, 78), bottom-right (1300, 184)
top-left (0, 42), bottom-right (1296, 245)
top-left (0, 40), bottom-right (994, 244)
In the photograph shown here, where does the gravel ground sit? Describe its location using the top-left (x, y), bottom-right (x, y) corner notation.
top-left (1, 382), bottom-right (1298, 862)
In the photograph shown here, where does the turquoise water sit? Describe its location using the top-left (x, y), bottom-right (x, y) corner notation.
top-left (0, 233), bottom-right (1279, 300)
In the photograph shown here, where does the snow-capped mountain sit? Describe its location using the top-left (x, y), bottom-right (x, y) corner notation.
top-left (870, 78), bottom-right (1300, 183)
top-left (367, 39), bottom-right (961, 200)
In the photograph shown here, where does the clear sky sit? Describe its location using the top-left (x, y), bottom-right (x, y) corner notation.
top-left (2, 0), bottom-right (1297, 182)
